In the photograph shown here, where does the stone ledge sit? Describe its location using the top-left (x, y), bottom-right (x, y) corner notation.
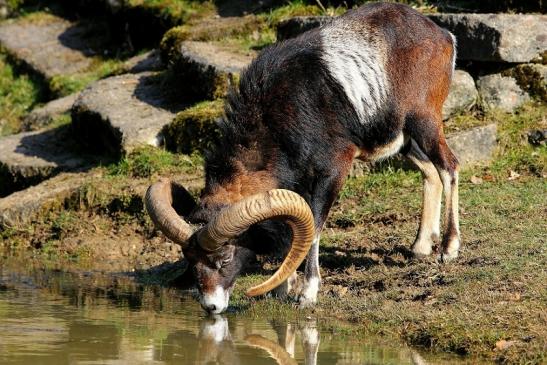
top-left (0, 171), bottom-right (100, 229)
top-left (0, 125), bottom-right (96, 197)
top-left (71, 72), bottom-right (188, 157)
top-left (167, 41), bottom-right (255, 100)
top-left (429, 13), bottom-right (547, 63)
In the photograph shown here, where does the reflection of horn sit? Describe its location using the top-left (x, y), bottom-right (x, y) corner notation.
top-left (245, 334), bottom-right (298, 365)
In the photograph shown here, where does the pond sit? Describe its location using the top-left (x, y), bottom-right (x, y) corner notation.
top-left (0, 256), bottom-right (465, 365)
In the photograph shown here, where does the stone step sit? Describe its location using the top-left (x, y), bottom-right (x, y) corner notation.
top-left (71, 72), bottom-right (188, 157)
top-left (122, 49), bottom-right (164, 74)
top-left (0, 169), bottom-right (204, 230)
top-left (429, 13), bottom-right (547, 63)
top-left (0, 14), bottom-right (101, 82)
top-left (0, 125), bottom-right (98, 197)
top-left (0, 171), bottom-right (101, 229)
top-left (22, 93), bottom-right (78, 131)
top-left (165, 41), bottom-right (256, 100)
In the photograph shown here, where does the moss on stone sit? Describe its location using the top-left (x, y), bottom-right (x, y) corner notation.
top-left (162, 100), bottom-right (224, 154)
top-left (503, 64), bottom-right (547, 102)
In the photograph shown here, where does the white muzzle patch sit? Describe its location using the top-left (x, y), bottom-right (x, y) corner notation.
top-left (200, 285), bottom-right (230, 314)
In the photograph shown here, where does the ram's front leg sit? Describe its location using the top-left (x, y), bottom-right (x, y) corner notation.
top-left (298, 234), bottom-right (322, 308)
top-left (298, 148), bottom-right (354, 308)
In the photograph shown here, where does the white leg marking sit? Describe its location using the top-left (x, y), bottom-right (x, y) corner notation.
top-left (299, 235), bottom-right (321, 308)
top-left (439, 169), bottom-right (460, 262)
top-left (407, 141), bottom-right (443, 257)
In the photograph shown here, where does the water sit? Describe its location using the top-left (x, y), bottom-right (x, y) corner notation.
top-left (0, 257), bottom-right (462, 365)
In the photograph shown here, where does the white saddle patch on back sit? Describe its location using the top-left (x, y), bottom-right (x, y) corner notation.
top-left (321, 23), bottom-right (389, 124)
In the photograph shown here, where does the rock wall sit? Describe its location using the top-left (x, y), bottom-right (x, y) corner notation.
top-left (0, 0), bottom-right (545, 207)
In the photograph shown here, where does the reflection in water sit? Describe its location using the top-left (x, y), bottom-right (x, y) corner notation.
top-left (0, 257), bottom-right (461, 364)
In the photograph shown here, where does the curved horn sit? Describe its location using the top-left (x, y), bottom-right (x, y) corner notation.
top-left (197, 189), bottom-right (315, 297)
top-left (145, 178), bottom-right (197, 248)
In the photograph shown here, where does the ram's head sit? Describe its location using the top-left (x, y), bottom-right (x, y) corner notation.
top-left (145, 179), bottom-right (314, 314)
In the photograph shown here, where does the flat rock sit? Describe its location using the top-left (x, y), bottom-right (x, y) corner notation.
top-left (0, 171), bottom-right (100, 229)
top-left (0, 126), bottom-right (95, 197)
top-left (443, 70), bottom-right (478, 119)
top-left (429, 13), bottom-right (547, 63)
top-left (169, 41), bottom-right (255, 100)
top-left (446, 124), bottom-right (497, 166)
top-left (0, 14), bottom-right (97, 81)
top-left (71, 72), bottom-right (187, 157)
top-left (22, 93), bottom-right (78, 131)
top-left (276, 16), bottom-right (333, 41)
top-left (477, 74), bottom-right (530, 113)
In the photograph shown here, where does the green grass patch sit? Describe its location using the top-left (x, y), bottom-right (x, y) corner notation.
top-left (48, 58), bottom-right (126, 97)
top-left (127, 0), bottom-right (215, 24)
top-left (0, 54), bottom-right (42, 135)
top-left (107, 145), bottom-right (204, 178)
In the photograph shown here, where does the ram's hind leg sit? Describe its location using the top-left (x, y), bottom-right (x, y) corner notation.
top-left (437, 141), bottom-right (460, 262)
top-left (406, 140), bottom-right (443, 257)
top-left (406, 115), bottom-right (461, 262)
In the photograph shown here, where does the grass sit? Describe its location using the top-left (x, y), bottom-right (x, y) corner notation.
top-left (47, 53), bottom-right (129, 97)
top-left (0, 54), bottom-right (42, 135)
top-left (106, 145), bottom-right (204, 178)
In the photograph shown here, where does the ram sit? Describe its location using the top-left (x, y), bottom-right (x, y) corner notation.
top-left (145, 2), bottom-right (460, 314)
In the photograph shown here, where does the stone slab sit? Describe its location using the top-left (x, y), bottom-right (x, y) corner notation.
top-left (0, 15), bottom-right (96, 80)
top-left (0, 126), bottom-right (94, 197)
top-left (443, 70), bottom-right (478, 119)
top-left (22, 93), bottom-right (78, 131)
top-left (446, 124), bottom-right (497, 166)
top-left (429, 13), bottom-right (547, 63)
top-left (170, 41), bottom-right (256, 100)
top-left (71, 72), bottom-right (187, 157)
top-left (0, 171), bottom-right (99, 229)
